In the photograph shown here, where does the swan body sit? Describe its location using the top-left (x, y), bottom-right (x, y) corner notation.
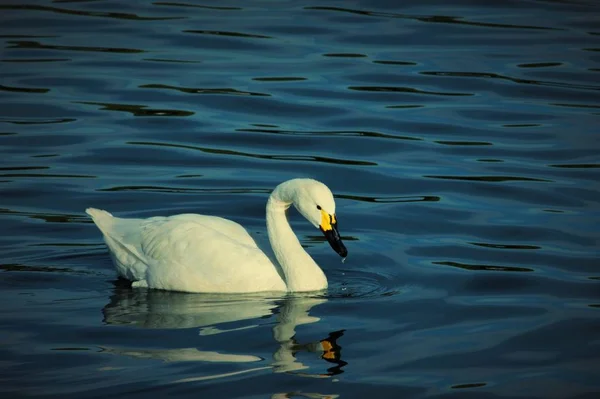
top-left (87, 178), bottom-right (347, 293)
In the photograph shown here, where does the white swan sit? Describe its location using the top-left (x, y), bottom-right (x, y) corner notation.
top-left (86, 178), bottom-right (347, 293)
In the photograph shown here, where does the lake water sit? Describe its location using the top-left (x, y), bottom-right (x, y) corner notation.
top-left (1, 0), bottom-right (599, 398)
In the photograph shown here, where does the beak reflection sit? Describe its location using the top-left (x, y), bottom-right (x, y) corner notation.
top-left (319, 211), bottom-right (348, 258)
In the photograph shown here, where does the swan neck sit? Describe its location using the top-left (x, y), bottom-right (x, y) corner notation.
top-left (266, 187), bottom-right (327, 292)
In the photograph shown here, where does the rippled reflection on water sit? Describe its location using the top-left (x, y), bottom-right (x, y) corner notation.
top-left (1, 0), bottom-right (599, 398)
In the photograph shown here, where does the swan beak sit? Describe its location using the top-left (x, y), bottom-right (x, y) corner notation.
top-left (320, 212), bottom-right (348, 257)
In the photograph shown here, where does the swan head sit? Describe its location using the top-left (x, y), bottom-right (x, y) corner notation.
top-left (278, 178), bottom-right (348, 258)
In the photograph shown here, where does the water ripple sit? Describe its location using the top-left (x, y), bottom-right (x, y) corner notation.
top-left (372, 60), bottom-right (417, 66)
top-left (75, 102), bottom-right (194, 117)
top-left (0, 263), bottom-right (97, 274)
top-left (518, 62), bottom-right (563, 68)
top-left (98, 186), bottom-right (271, 195)
top-left (127, 141), bottom-right (378, 166)
top-left (550, 103), bottom-right (600, 109)
top-left (434, 261), bottom-right (535, 273)
top-left (305, 6), bottom-right (562, 30)
top-left (424, 175), bottom-right (552, 183)
top-left (451, 383), bottom-right (487, 389)
top-left (252, 77), bottom-right (307, 82)
top-left (0, 84), bottom-right (49, 93)
top-left (325, 269), bottom-right (402, 299)
top-left (337, 194), bottom-right (440, 203)
top-left (236, 128), bottom-right (422, 141)
top-left (348, 85), bottom-right (473, 96)
top-left (421, 71), bottom-right (600, 91)
top-left (323, 53), bottom-right (367, 58)
top-left (435, 140), bottom-right (492, 146)
top-left (0, 173), bottom-right (94, 179)
top-left (0, 34), bottom-right (58, 38)
top-left (0, 4), bottom-right (183, 21)
top-left (7, 40), bottom-right (146, 54)
top-left (153, 2), bottom-right (242, 11)
top-left (0, 166), bottom-right (49, 171)
top-left (183, 30), bottom-right (271, 39)
top-left (549, 163), bottom-right (600, 168)
top-left (0, 208), bottom-right (89, 223)
top-left (139, 84), bottom-right (270, 96)
top-left (0, 58), bottom-right (70, 63)
top-left (142, 58), bottom-right (201, 64)
top-left (0, 117), bottom-right (76, 125)
top-left (469, 242), bottom-right (541, 250)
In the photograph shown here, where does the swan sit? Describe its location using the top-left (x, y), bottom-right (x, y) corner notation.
top-left (86, 178), bottom-right (347, 293)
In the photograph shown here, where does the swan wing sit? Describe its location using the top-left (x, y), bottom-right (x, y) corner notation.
top-left (138, 214), bottom-right (284, 292)
top-left (139, 213), bottom-right (259, 261)
top-left (87, 208), bottom-right (284, 293)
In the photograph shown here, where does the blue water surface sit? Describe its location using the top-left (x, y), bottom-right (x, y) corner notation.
top-left (1, 0), bottom-right (599, 398)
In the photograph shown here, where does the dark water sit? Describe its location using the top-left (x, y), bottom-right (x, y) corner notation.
top-left (1, 0), bottom-right (599, 397)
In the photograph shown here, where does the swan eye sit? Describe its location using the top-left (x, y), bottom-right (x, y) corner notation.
top-left (316, 205), bottom-right (322, 210)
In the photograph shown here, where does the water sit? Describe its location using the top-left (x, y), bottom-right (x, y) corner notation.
top-left (1, 0), bottom-right (599, 397)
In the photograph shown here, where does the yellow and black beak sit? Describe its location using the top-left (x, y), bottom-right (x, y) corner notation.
top-left (319, 210), bottom-right (348, 258)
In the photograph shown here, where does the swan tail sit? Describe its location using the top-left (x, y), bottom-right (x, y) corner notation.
top-left (86, 207), bottom-right (148, 281)
top-left (86, 208), bottom-right (114, 230)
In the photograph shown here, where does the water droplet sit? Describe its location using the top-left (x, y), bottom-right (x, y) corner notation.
top-left (341, 257), bottom-right (346, 264)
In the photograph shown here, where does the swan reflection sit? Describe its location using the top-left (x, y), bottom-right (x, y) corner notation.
top-left (272, 393), bottom-right (339, 399)
top-left (101, 285), bottom-right (347, 378)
